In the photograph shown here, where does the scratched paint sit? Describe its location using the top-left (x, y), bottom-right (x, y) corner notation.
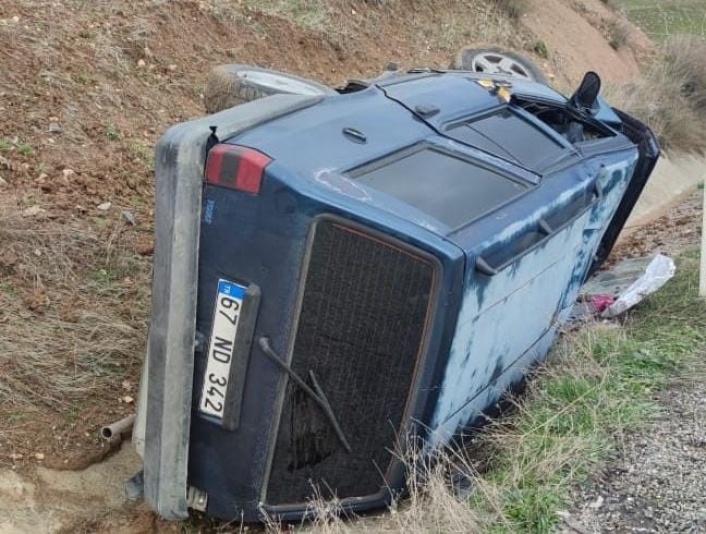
top-left (429, 155), bottom-right (638, 445)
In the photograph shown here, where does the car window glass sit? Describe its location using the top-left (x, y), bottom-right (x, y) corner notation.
top-left (350, 148), bottom-right (528, 228)
top-left (470, 109), bottom-right (566, 167)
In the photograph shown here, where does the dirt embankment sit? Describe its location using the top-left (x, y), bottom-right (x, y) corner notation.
top-left (523, 0), bottom-right (653, 88)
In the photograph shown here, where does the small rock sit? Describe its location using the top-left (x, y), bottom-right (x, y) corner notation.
top-left (62, 168), bottom-right (75, 180)
top-left (168, 64), bottom-right (177, 71)
top-left (589, 495), bottom-right (605, 509)
top-left (121, 395), bottom-right (134, 404)
top-left (122, 209), bottom-right (136, 226)
top-left (48, 122), bottom-right (62, 134)
top-left (34, 452), bottom-right (44, 461)
top-left (96, 201), bottom-right (112, 211)
top-left (121, 380), bottom-right (132, 391)
top-left (10, 453), bottom-right (23, 460)
top-left (22, 205), bottom-right (46, 217)
top-left (137, 59), bottom-right (146, 68)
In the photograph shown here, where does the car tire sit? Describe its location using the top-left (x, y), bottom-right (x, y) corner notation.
top-left (204, 65), bottom-right (337, 114)
top-left (450, 46), bottom-right (549, 85)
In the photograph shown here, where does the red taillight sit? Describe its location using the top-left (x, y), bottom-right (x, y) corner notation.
top-left (204, 144), bottom-right (272, 195)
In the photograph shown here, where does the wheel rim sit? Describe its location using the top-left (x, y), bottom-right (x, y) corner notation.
top-left (237, 69), bottom-right (327, 96)
top-left (470, 52), bottom-right (534, 82)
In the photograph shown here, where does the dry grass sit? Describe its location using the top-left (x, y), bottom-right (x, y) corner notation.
top-left (491, 0), bottom-right (530, 21)
top-left (606, 35), bottom-right (706, 153)
top-left (257, 447), bottom-right (491, 533)
top-left (0, 194), bottom-right (150, 453)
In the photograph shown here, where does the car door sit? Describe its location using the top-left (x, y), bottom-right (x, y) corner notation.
top-left (425, 105), bottom-right (636, 442)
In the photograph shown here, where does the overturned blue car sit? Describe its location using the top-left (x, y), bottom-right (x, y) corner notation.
top-left (132, 63), bottom-right (659, 522)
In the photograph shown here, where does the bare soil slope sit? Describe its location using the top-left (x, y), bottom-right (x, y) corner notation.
top-left (523, 0), bottom-right (653, 88)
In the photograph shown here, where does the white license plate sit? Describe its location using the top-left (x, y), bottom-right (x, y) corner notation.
top-left (199, 279), bottom-right (246, 419)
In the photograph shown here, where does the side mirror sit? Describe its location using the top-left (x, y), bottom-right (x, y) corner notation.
top-left (570, 71), bottom-right (602, 112)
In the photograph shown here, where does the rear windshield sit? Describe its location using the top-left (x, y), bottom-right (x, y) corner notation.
top-left (447, 108), bottom-right (566, 169)
top-left (350, 148), bottom-right (528, 228)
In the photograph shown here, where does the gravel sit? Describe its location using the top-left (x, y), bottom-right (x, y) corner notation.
top-left (560, 189), bottom-right (705, 533)
top-left (562, 375), bottom-right (706, 533)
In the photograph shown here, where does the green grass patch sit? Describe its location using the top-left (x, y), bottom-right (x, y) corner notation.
top-left (106, 122), bottom-right (121, 141)
top-left (17, 142), bottom-right (33, 157)
top-left (126, 140), bottom-right (154, 168)
top-left (0, 139), bottom-right (13, 153)
top-left (617, 0), bottom-right (706, 40)
top-left (465, 251), bottom-right (706, 533)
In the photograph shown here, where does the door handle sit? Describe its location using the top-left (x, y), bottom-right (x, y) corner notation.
top-left (475, 181), bottom-right (602, 277)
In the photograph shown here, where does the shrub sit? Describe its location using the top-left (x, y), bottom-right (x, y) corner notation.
top-left (492, 0), bottom-right (529, 21)
top-left (607, 18), bottom-right (630, 50)
top-left (606, 35), bottom-right (706, 153)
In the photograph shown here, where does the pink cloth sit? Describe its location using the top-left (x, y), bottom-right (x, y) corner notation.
top-left (591, 294), bottom-right (615, 313)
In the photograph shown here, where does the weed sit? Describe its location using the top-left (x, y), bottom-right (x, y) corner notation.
top-left (90, 267), bottom-right (118, 285)
top-left (106, 122), bottom-right (121, 141)
top-left (0, 139), bottom-right (12, 153)
top-left (533, 40), bottom-right (549, 59)
top-left (127, 141), bottom-right (154, 168)
top-left (63, 405), bottom-right (80, 425)
top-left (18, 142), bottom-right (33, 157)
top-left (607, 18), bottom-right (630, 49)
top-left (0, 280), bottom-right (17, 296)
top-left (8, 413), bottom-right (24, 424)
top-left (492, 0), bottom-right (529, 21)
top-left (606, 36), bottom-right (706, 153)
top-left (71, 72), bottom-right (98, 85)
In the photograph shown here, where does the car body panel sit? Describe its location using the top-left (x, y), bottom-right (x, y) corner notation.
top-left (430, 153), bottom-right (637, 441)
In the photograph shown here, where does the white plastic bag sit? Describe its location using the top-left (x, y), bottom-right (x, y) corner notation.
top-left (602, 254), bottom-right (676, 318)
